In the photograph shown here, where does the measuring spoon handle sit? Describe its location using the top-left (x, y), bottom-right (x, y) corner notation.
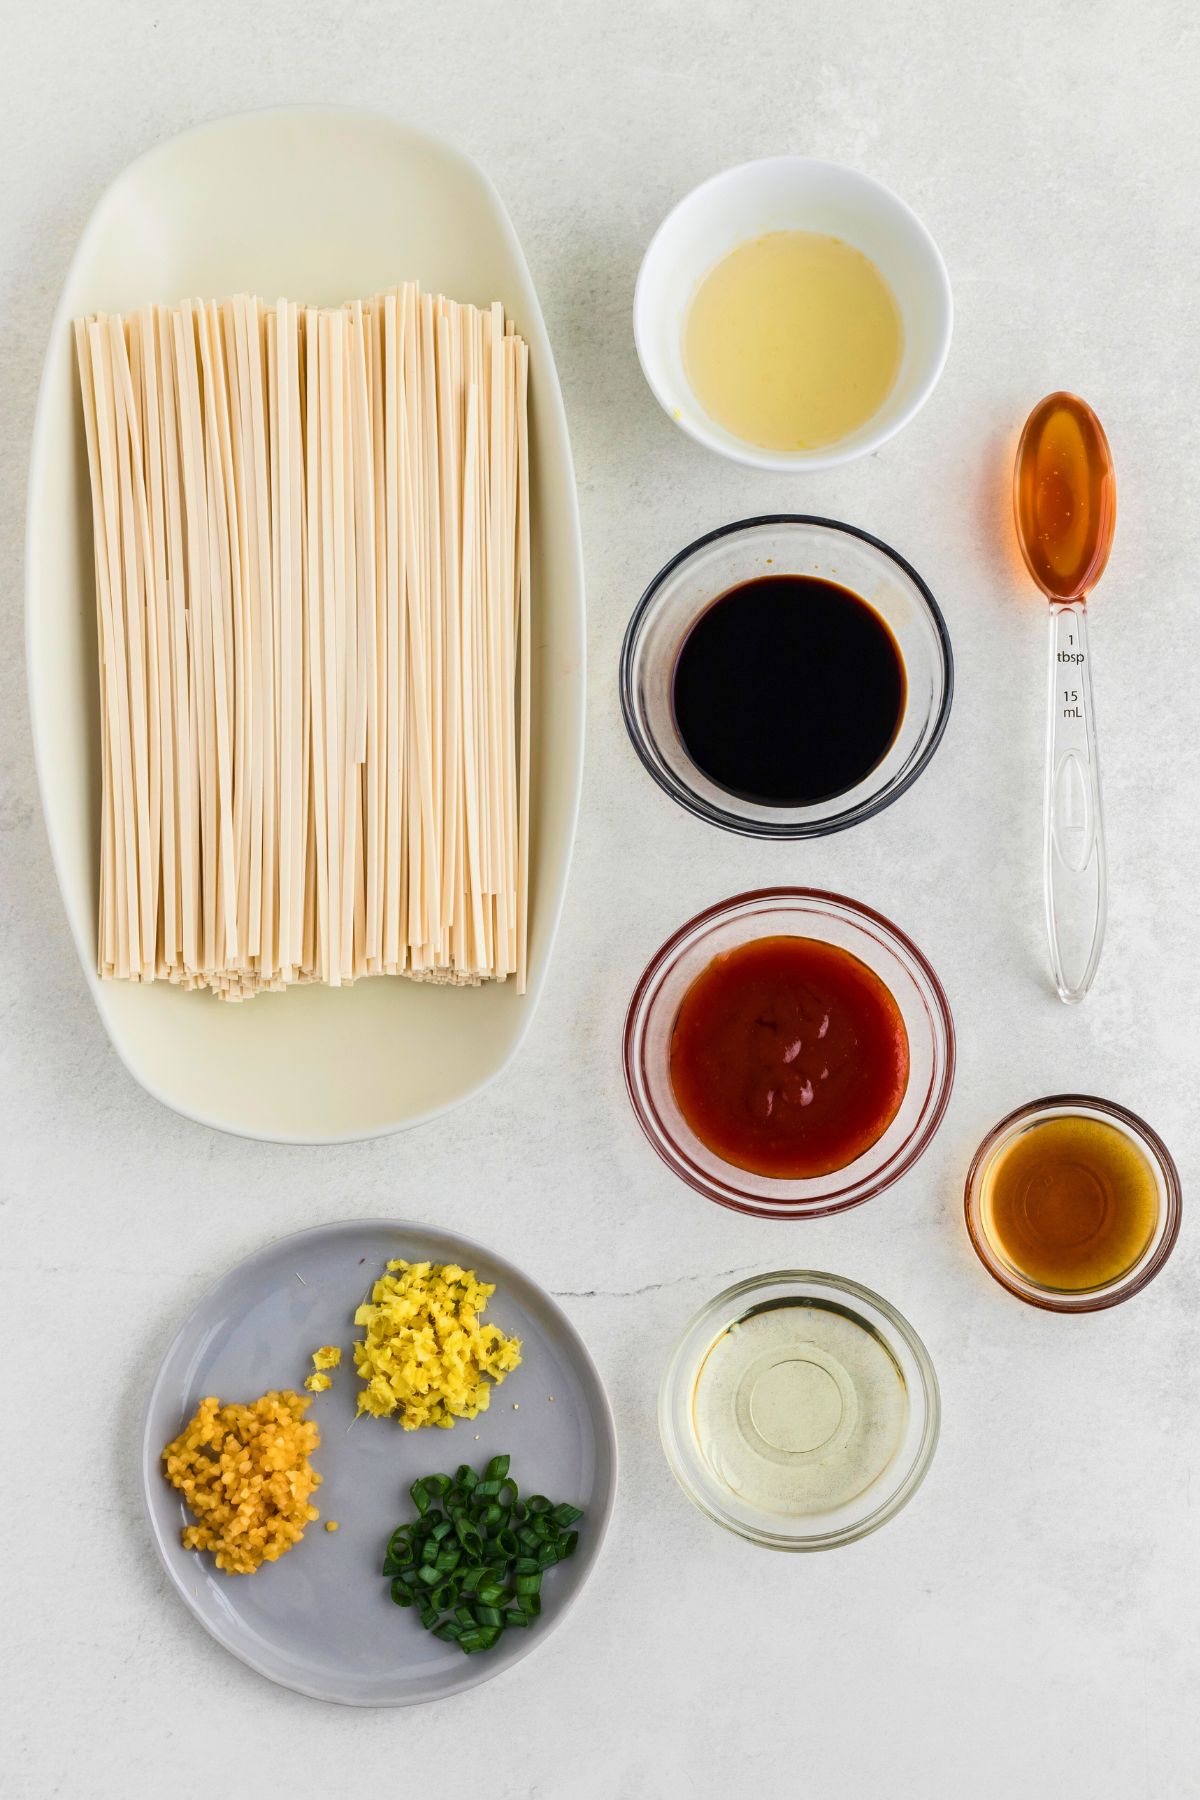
top-left (1044, 600), bottom-right (1107, 1003)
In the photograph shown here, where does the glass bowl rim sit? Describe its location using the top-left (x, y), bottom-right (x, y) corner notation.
top-left (618, 513), bottom-right (955, 840)
top-left (963, 1092), bottom-right (1183, 1313)
top-left (622, 886), bottom-right (957, 1219)
top-left (658, 1267), bottom-right (942, 1551)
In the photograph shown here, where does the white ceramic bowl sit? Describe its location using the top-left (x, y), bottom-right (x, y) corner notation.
top-left (634, 157), bottom-right (953, 472)
top-left (26, 108), bottom-right (585, 1142)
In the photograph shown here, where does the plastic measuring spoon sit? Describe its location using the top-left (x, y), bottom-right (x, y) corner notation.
top-left (1014, 392), bottom-right (1116, 1004)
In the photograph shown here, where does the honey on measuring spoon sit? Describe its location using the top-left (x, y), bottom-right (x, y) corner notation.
top-left (1014, 392), bottom-right (1117, 1003)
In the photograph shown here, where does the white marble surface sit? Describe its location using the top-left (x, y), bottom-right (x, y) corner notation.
top-left (3, 4), bottom-right (1198, 1795)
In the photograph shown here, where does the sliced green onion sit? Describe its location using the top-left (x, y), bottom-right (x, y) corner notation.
top-left (382, 1457), bottom-right (585, 1656)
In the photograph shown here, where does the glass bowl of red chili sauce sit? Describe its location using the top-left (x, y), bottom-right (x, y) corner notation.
top-left (623, 889), bottom-right (955, 1218)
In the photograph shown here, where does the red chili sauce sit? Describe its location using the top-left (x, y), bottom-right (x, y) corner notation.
top-left (668, 936), bottom-right (910, 1179)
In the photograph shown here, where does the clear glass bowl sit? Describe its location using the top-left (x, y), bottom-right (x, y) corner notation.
top-left (619, 515), bottom-right (953, 838)
top-left (659, 1271), bottom-right (940, 1551)
top-left (964, 1094), bottom-right (1182, 1312)
top-left (623, 889), bottom-right (955, 1218)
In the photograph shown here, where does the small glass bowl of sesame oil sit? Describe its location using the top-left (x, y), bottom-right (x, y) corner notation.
top-left (964, 1096), bottom-right (1181, 1312)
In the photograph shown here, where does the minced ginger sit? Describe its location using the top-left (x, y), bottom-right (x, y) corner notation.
top-left (162, 1390), bottom-right (322, 1574)
top-left (353, 1260), bottom-right (521, 1429)
top-left (304, 1345), bottom-right (341, 1393)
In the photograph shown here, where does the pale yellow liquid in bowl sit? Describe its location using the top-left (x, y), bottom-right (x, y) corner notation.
top-left (683, 230), bottom-right (904, 452)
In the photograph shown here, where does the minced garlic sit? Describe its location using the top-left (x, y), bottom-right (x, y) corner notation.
top-left (352, 1260), bottom-right (521, 1429)
top-left (162, 1390), bottom-right (321, 1575)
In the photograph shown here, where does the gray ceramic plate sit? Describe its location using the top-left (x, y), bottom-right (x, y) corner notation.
top-left (141, 1220), bottom-right (617, 1705)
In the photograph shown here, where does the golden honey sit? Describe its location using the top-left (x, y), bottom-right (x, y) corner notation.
top-left (1013, 391), bottom-right (1116, 599)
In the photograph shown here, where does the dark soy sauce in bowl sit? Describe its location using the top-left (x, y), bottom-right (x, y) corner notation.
top-left (671, 575), bottom-right (906, 807)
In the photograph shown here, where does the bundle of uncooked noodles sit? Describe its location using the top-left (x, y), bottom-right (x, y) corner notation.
top-left (73, 287), bottom-right (530, 999)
